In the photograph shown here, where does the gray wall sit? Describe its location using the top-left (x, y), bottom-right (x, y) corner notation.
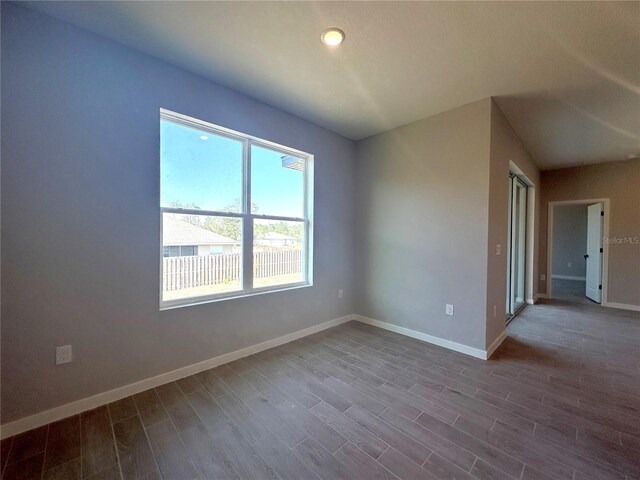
top-left (486, 101), bottom-right (540, 348)
top-left (354, 99), bottom-right (492, 351)
top-left (1, 4), bottom-right (356, 423)
top-left (539, 159), bottom-right (640, 306)
top-left (552, 205), bottom-right (588, 278)
top-left (353, 99), bottom-right (541, 353)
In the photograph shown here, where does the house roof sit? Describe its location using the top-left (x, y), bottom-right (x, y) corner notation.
top-left (163, 216), bottom-right (239, 246)
top-left (255, 232), bottom-right (297, 241)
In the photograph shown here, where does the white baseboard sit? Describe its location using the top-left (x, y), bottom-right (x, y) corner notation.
top-left (353, 315), bottom-right (493, 360)
top-left (0, 314), bottom-right (354, 439)
top-left (486, 331), bottom-right (507, 359)
top-left (552, 275), bottom-right (586, 281)
top-left (535, 293), bottom-right (549, 302)
top-left (602, 302), bottom-right (640, 312)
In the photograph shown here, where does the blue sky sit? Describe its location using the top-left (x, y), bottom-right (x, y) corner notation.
top-left (161, 120), bottom-right (304, 218)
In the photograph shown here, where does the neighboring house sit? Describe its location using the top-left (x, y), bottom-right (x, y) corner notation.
top-left (255, 232), bottom-right (299, 248)
top-left (163, 216), bottom-right (239, 257)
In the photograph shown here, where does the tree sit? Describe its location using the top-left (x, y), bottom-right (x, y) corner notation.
top-left (200, 198), bottom-right (256, 241)
top-left (167, 201), bottom-right (202, 226)
top-left (254, 221), bottom-right (303, 241)
top-left (203, 216), bottom-right (241, 241)
top-left (167, 199), bottom-right (302, 242)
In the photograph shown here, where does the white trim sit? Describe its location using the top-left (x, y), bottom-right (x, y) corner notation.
top-left (160, 108), bottom-right (311, 158)
top-left (353, 315), bottom-right (493, 360)
top-left (159, 109), bottom-right (314, 310)
top-left (547, 199), bottom-right (610, 305)
top-left (507, 163), bottom-right (536, 316)
top-left (527, 294), bottom-right (547, 305)
top-left (159, 282), bottom-right (312, 311)
top-left (0, 314), bottom-right (354, 439)
top-left (526, 186), bottom-right (536, 307)
top-left (602, 302), bottom-right (640, 312)
top-left (486, 330), bottom-right (508, 359)
top-left (551, 275), bottom-right (586, 281)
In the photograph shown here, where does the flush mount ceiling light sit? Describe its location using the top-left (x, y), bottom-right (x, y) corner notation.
top-left (321, 28), bottom-right (345, 47)
top-left (200, 135), bottom-right (209, 140)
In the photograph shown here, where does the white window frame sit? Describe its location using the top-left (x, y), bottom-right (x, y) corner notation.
top-left (159, 109), bottom-right (314, 310)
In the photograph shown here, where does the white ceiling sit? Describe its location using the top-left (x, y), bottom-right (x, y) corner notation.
top-left (24, 1), bottom-right (640, 169)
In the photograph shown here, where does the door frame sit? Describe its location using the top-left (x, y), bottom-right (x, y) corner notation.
top-left (507, 174), bottom-right (529, 319)
top-left (546, 198), bottom-right (610, 305)
top-left (508, 161), bottom-right (536, 312)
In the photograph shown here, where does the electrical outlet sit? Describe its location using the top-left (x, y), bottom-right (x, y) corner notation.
top-left (495, 244), bottom-right (501, 255)
top-left (493, 305), bottom-right (497, 317)
top-left (540, 274), bottom-right (546, 281)
top-left (338, 289), bottom-right (344, 298)
top-left (56, 345), bottom-right (72, 365)
top-left (446, 304), bottom-right (454, 316)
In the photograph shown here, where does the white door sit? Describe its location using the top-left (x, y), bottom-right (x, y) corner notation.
top-left (585, 203), bottom-right (603, 303)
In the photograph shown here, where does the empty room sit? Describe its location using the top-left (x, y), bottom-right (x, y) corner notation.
top-left (2, 2), bottom-right (640, 480)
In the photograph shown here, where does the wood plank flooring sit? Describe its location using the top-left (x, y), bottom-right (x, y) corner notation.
top-left (2, 299), bottom-right (639, 479)
top-left (551, 279), bottom-right (592, 305)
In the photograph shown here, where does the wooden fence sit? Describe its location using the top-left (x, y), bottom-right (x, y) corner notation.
top-left (163, 249), bottom-right (302, 291)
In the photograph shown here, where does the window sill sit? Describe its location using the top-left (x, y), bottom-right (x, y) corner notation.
top-left (159, 282), bottom-right (312, 311)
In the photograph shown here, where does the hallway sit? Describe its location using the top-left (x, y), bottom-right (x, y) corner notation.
top-left (551, 278), bottom-right (596, 305)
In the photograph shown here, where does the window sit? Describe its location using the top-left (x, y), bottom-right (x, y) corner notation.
top-left (160, 109), bottom-right (313, 308)
top-left (163, 245), bottom-right (198, 257)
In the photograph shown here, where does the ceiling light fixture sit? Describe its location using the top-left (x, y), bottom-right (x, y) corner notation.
top-left (200, 135), bottom-right (209, 140)
top-left (321, 28), bottom-right (345, 47)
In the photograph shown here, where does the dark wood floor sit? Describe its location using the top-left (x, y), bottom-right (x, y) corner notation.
top-left (2, 299), bottom-right (640, 480)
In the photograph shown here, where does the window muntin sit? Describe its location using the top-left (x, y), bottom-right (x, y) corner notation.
top-left (160, 110), bottom-right (313, 308)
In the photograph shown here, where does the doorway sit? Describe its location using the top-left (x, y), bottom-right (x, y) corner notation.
top-left (506, 174), bottom-right (528, 320)
top-left (547, 199), bottom-right (609, 305)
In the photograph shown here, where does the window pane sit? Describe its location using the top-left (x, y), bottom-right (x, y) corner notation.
top-left (161, 120), bottom-right (243, 212)
top-left (253, 219), bottom-right (304, 288)
top-left (251, 145), bottom-right (304, 218)
top-left (181, 246), bottom-right (197, 256)
top-left (162, 213), bottom-right (242, 301)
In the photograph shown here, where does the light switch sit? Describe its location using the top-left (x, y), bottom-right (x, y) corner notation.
top-left (56, 345), bottom-right (72, 365)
